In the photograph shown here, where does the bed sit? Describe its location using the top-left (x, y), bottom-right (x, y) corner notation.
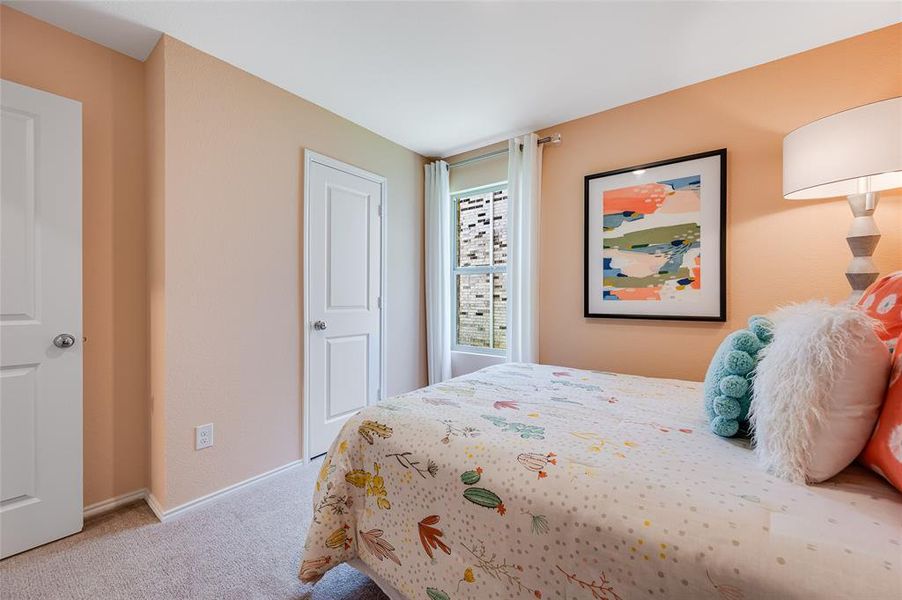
top-left (299, 363), bottom-right (901, 599)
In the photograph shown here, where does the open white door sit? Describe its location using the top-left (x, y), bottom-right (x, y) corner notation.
top-left (1, 79), bottom-right (83, 558)
top-left (305, 151), bottom-right (385, 459)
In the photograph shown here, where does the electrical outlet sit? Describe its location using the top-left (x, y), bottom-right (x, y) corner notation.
top-left (195, 423), bottom-right (213, 450)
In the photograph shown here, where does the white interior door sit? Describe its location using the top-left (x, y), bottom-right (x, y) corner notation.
top-left (306, 152), bottom-right (384, 459)
top-left (1, 79), bottom-right (83, 558)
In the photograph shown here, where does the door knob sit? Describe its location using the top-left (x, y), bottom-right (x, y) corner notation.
top-left (53, 333), bottom-right (76, 348)
top-left (313, 320), bottom-right (327, 331)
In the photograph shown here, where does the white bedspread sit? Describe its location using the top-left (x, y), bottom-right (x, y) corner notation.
top-left (299, 363), bottom-right (901, 599)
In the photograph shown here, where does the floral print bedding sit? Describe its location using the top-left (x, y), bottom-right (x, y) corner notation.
top-left (299, 363), bottom-right (901, 599)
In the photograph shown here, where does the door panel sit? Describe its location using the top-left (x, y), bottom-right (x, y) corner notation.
top-left (0, 366), bottom-right (37, 502)
top-left (307, 154), bottom-right (383, 458)
top-left (0, 79), bottom-right (83, 559)
top-left (327, 185), bottom-right (370, 310)
top-left (0, 109), bottom-right (36, 320)
top-left (326, 335), bottom-right (369, 420)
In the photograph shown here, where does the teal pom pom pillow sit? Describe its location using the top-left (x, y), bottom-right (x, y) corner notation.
top-left (704, 315), bottom-right (774, 437)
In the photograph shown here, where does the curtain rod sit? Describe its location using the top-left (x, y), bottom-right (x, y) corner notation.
top-left (446, 134), bottom-right (561, 169)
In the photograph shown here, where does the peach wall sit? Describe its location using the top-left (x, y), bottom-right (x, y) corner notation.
top-left (533, 24), bottom-right (901, 381)
top-left (149, 37), bottom-right (426, 510)
top-left (0, 6), bottom-right (149, 507)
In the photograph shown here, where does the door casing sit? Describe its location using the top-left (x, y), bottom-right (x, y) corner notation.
top-left (302, 149), bottom-right (387, 462)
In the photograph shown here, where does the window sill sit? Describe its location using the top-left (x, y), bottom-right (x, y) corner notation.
top-left (450, 349), bottom-right (506, 378)
top-left (452, 347), bottom-right (506, 358)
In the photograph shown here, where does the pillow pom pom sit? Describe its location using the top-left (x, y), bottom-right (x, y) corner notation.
top-left (724, 350), bottom-right (754, 375)
top-left (749, 316), bottom-right (774, 344)
top-left (719, 374), bottom-right (749, 398)
top-left (702, 316), bottom-right (775, 437)
top-left (713, 395), bottom-right (741, 419)
top-left (731, 330), bottom-right (762, 355)
top-left (711, 416), bottom-right (740, 437)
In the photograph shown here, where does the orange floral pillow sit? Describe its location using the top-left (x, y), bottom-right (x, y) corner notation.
top-left (858, 271), bottom-right (902, 353)
top-left (859, 333), bottom-right (902, 491)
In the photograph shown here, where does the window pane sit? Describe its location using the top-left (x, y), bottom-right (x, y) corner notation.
top-left (492, 272), bottom-right (507, 350)
top-left (492, 189), bottom-right (508, 265)
top-left (457, 192), bottom-right (491, 267)
top-left (457, 273), bottom-right (490, 348)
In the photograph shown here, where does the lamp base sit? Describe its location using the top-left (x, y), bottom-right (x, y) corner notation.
top-left (845, 192), bottom-right (880, 303)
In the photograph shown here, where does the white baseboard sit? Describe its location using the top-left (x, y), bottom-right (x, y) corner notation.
top-left (83, 488), bottom-right (148, 520)
top-left (144, 491), bottom-right (166, 521)
top-left (146, 459), bottom-right (303, 523)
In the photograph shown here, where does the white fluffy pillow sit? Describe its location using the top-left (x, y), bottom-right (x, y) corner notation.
top-left (750, 301), bottom-right (890, 483)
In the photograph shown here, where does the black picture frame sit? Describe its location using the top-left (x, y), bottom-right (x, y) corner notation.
top-left (583, 149), bottom-right (726, 321)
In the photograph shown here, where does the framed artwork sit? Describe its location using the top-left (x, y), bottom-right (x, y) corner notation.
top-left (584, 149), bottom-right (726, 321)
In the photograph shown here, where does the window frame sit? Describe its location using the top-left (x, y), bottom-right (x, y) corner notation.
top-left (451, 181), bottom-right (509, 356)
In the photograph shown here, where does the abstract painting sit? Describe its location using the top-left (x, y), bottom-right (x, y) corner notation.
top-left (584, 150), bottom-right (725, 320)
top-left (602, 175), bottom-right (701, 301)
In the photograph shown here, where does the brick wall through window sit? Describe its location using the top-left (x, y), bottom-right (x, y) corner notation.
top-left (454, 187), bottom-right (507, 350)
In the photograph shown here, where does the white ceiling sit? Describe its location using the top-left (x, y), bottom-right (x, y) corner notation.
top-left (7, 1), bottom-right (900, 157)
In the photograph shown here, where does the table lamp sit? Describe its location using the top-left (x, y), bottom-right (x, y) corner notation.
top-left (783, 96), bottom-right (901, 301)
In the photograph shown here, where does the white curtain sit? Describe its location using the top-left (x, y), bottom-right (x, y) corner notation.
top-left (424, 160), bottom-right (452, 384)
top-left (507, 133), bottom-right (542, 363)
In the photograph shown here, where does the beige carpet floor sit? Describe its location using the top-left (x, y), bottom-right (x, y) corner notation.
top-left (0, 460), bottom-right (388, 600)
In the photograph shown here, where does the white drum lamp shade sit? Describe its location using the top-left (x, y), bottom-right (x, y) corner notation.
top-left (782, 97), bottom-right (902, 300)
top-left (784, 97), bottom-right (902, 200)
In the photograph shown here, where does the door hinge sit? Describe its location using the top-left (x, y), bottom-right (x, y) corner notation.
top-left (377, 296), bottom-right (382, 309)
top-left (377, 204), bottom-right (383, 217)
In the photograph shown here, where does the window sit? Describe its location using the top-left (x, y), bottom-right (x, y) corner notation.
top-left (452, 183), bottom-right (508, 354)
